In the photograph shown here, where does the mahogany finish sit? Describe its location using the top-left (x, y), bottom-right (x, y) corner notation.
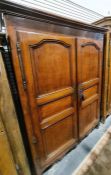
top-left (0, 1), bottom-right (106, 174)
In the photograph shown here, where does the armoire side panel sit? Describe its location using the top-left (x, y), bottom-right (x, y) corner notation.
top-left (100, 32), bottom-right (111, 120)
top-left (93, 18), bottom-right (111, 120)
top-left (107, 37), bottom-right (111, 115)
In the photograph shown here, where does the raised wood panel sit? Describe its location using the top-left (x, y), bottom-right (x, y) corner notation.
top-left (83, 85), bottom-right (98, 99)
top-left (78, 47), bottom-right (99, 83)
top-left (36, 87), bottom-right (74, 105)
top-left (42, 115), bottom-right (76, 158)
top-left (82, 94), bottom-right (99, 108)
top-left (77, 38), bottom-right (103, 139)
top-left (79, 100), bottom-right (98, 138)
top-left (40, 95), bottom-right (72, 119)
top-left (79, 78), bottom-right (99, 90)
top-left (30, 39), bottom-right (71, 95)
top-left (41, 107), bottom-right (75, 129)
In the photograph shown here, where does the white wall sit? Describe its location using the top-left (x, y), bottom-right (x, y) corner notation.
top-left (71, 0), bottom-right (111, 16)
top-left (7, 0), bottom-right (103, 24)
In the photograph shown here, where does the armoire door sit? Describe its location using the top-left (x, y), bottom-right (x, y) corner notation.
top-left (16, 31), bottom-right (78, 170)
top-left (76, 38), bottom-right (103, 139)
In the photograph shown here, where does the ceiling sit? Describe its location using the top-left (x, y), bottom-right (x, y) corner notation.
top-left (71, 0), bottom-right (111, 16)
top-left (7, 0), bottom-right (104, 24)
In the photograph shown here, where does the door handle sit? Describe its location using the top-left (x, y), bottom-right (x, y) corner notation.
top-left (78, 89), bottom-right (85, 104)
top-left (80, 93), bottom-right (85, 101)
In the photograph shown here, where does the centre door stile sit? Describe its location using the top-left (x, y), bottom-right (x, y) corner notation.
top-left (75, 38), bottom-right (80, 140)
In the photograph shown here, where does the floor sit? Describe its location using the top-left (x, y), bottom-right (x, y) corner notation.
top-left (44, 116), bottom-right (111, 175)
top-left (85, 131), bottom-right (111, 175)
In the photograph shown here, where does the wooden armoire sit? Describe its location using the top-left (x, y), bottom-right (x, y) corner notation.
top-left (94, 17), bottom-right (111, 120)
top-left (0, 1), bottom-right (106, 175)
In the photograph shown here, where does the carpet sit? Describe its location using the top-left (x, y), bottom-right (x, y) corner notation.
top-left (74, 126), bottom-right (111, 175)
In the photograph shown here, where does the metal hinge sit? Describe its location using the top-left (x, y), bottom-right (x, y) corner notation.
top-left (32, 135), bottom-right (38, 144)
top-left (16, 42), bottom-right (27, 90)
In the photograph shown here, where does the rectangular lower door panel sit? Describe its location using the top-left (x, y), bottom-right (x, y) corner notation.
top-left (42, 115), bottom-right (76, 159)
top-left (79, 100), bottom-right (98, 138)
